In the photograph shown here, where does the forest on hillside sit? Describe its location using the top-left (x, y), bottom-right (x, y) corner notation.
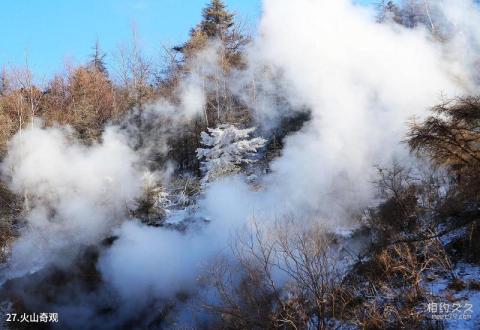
top-left (1, 0), bottom-right (480, 329)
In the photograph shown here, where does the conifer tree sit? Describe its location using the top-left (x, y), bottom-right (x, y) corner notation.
top-left (89, 39), bottom-right (108, 76)
top-left (377, 1), bottom-right (402, 24)
top-left (174, 0), bottom-right (248, 67)
top-left (0, 68), bottom-right (8, 96)
top-left (196, 124), bottom-right (266, 185)
top-left (200, 0), bottom-right (235, 39)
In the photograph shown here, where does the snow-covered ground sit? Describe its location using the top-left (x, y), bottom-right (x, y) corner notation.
top-left (425, 263), bottom-right (480, 330)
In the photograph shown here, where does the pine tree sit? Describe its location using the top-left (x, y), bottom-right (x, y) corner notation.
top-left (196, 124), bottom-right (266, 185)
top-left (173, 0), bottom-right (248, 66)
top-left (377, 1), bottom-right (437, 32)
top-left (0, 68), bottom-right (8, 96)
top-left (89, 39), bottom-right (108, 76)
top-left (200, 0), bottom-right (235, 39)
top-left (377, 1), bottom-right (402, 24)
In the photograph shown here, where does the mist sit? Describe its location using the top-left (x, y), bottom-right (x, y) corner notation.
top-left (98, 0), bottom-right (479, 322)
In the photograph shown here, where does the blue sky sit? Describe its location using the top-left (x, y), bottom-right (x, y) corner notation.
top-left (0, 0), bottom-right (372, 81)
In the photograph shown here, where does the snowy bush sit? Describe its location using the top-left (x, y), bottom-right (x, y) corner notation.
top-left (196, 124), bottom-right (266, 185)
top-left (132, 171), bottom-right (169, 225)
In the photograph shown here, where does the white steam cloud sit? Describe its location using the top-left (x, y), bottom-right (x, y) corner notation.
top-left (0, 124), bottom-right (143, 281)
top-left (99, 0), bottom-right (480, 317)
top-left (244, 0), bottom-right (476, 222)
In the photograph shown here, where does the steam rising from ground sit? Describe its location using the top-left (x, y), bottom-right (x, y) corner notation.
top-left (247, 0), bottom-right (476, 222)
top-left (0, 125), bottom-right (143, 281)
top-left (1, 0), bottom-right (480, 326)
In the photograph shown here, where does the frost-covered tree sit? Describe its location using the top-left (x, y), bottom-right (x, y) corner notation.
top-left (132, 171), bottom-right (169, 226)
top-left (196, 124), bottom-right (266, 185)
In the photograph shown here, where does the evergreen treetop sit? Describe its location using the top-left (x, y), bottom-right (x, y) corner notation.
top-left (89, 39), bottom-right (108, 75)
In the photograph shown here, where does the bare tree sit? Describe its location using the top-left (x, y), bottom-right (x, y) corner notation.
top-left (114, 25), bottom-right (153, 111)
top-left (10, 56), bottom-right (44, 128)
top-left (201, 218), bottom-right (352, 329)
